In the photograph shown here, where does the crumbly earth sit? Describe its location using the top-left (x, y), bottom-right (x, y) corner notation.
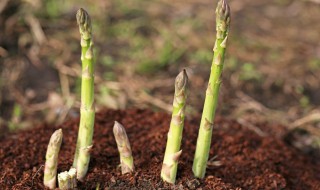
top-left (0, 109), bottom-right (319, 190)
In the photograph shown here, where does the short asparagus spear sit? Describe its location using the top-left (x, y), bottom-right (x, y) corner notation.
top-left (44, 129), bottom-right (63, 189)
top-left (193, 0), bottom-right (230, 178)
top-left (113, 121), bottom-right (134, 174)
top-left (72, 8), bottom-right (95, 180)
top-left (161, 69), bottom-right (188, 184)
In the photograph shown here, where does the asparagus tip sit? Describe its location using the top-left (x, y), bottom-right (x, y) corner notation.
top-left (76, 8), bottom-right (92, 39)
top-left (217, 0), bottom-right (230, 21)
top-left (51, 128), bottom-right (63, 145)
top-left (175, 69), bottom-right (188, 91)
top-left (76, 8), bottom-right (88, 25)
top-left (113, 121), bottom-right (124, 135)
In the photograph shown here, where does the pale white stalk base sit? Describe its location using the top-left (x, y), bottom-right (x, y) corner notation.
top-left (58, 168), bottom-right (77, 190)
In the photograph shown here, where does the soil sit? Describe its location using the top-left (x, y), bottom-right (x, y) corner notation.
top-left (0, 109), bottom-right (319, 190)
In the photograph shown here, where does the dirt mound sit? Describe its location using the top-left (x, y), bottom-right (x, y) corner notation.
top-left (0, 109), bottom-right (319, 189)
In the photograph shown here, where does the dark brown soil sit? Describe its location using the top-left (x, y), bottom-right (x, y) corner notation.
top-left (0, 109), bottom-right (319, 190)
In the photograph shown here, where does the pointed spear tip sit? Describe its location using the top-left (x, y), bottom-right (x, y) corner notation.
top-left (217, 0), bottom-right (231, 22)
top-left (76, 8), bottom-right (92, 39)
top-left (51, 128), bottom-right (63, 143)
top-left (114, 121), bottom-right (122, 128)
top-left (182, 68), bottom-right (187, 77)
top-left (175, 69), bottom-right (188, 91)
top-left (113, 121), bottom-right (124, 135)
top-left (76, 8), bottom-right (87, 25)
top-left (56, 128), bottom-right (63, 136)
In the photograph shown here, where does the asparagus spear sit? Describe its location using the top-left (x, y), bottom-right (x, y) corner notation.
top-left (44, 129), bottom-right (63, 189)
top-left (113, 121), bottom-right (134, 174)
top-left (161, 69), bottom-right (188, 184)
top-left (72, 8), bottom-right (95, 180)
top-left (193, 0), bottom-right (230, 178)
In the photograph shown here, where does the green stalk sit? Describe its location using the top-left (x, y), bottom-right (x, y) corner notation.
top-left (161, 69), bottom-right (188, 184)
top-left (113, 121), bottom-right (134, 174)
top-left (193, 0), bottom-right (230, 178)
top-left (44, 129), bottom-right (63, 189)
top-left (72, 8), bottom-right (95, 181)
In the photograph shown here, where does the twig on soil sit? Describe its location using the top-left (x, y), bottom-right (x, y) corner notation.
top-left (0, 0), bottom-right (9, 14)
top-left (233, 91), bottom-right (288, 125)
top-left (236, 118), bottom-right (267, 137)
top-left (207, 155), bottom-right (222, 167)
top-left (59, 71), bottom-right (71, 99)
top-left (31, 165), bottom-right (44, 188)
top-left (0, 47), bottom-right (8, 57)
top-left (290, 111), bottom-right (320, 129)
top-left (306, 0), bottom-right (320, 4)
top-left (25, 14), bottom-right (47, 45)
top-left (140, 91), bottom-right (172, 112)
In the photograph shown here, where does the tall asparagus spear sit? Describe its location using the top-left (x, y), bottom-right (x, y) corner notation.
top-left (72, 8), bottom-right (95, 180)
top-left (193, 0), bottom-right (230, 178)
top-left (44, 129), bottom-right (63, 189)
top-left (161, 69), bottom-right (188, 184)
top-left (113, 121), bottom-right (134, 174)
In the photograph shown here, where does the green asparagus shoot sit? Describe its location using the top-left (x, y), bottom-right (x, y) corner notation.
top-left (72, 8), bottom-right (95, 181)
top-left (161, 69), bottom-right (188, 184)
top-left (193, 0), bottom-right (230, 178)
top-left (113, 121), bottom-right (134, 174)
top-left (44, 129), bottom-right (63, 189)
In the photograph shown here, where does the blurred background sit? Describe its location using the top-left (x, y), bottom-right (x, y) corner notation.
top-left (0, 0), bottom-right (320, 149)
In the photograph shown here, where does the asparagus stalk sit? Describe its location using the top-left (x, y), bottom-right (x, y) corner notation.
top-left (193, 0), bottom-right (230, 178)
top-left (58, 168), bottom-right (77, 190)
top-left (44, 129), bottom-right (63, 189)
top-left (68, 168), bottom-right (77, 189)
top-left (72, 8), bottom-right (95, 180)
top-left (113, 121), bottom-right (134, 174)
top-left (58, 171), bottom-right (71, 190)
top-left (161, 69), bottom-right (188, 184)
